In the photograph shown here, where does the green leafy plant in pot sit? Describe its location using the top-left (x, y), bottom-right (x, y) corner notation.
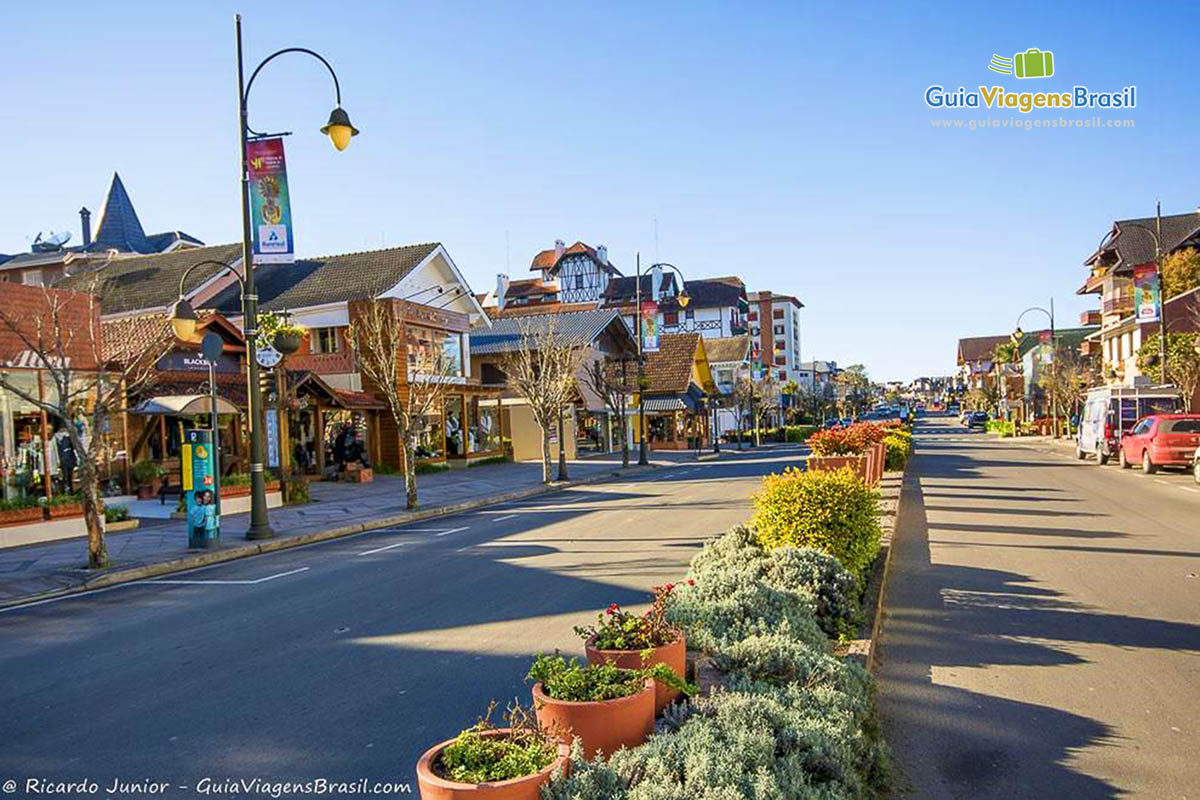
top-left (415, 702), bottom-right (567, 800)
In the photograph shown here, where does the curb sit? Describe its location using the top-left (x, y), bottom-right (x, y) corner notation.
top-left (866, 464), bottom-right (908, 674)
top-left (0, 463), bottom-right (662, 611)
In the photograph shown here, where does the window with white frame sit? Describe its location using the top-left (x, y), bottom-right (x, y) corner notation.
top-left (311, 326), bottom-right (341, 354)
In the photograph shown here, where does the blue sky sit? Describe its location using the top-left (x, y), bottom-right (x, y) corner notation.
top-left (2, 1), bottom-right (1195, 381)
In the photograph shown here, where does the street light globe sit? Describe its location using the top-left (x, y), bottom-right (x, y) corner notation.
top-left (321, 106), bottom-right (359, 151)
top-left (678, 291), bottom-right (691, 308)
top-left (169, 297), bottom-right (200, 342)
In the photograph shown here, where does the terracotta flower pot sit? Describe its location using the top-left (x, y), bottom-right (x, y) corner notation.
top-left (806, 454), bottom-right (870, 483)
top-left (532, 678), bottom-right (655, 759)
top-left (584, 634), bottom-right (686, 713)
top-left (416, 728), bottom-right (569, 800)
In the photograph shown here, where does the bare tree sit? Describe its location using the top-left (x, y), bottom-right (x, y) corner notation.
top-left (0, 286), bottom-right (172, 568)
top-left (735, 374), bottom-right (779, 446)
top-left (580, 356), bottom-right (630, 468)
top-left (1037, 350), bottom-right (1093, 424)
top-left (503, 317), bottom-right (587, 483)
top-left (346, 299), bottom-right (458, 509)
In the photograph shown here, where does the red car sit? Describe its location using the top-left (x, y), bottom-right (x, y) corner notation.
top-left (1119, 414), bottom-right (1200, 474)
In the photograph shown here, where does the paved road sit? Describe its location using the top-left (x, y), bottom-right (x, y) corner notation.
top-left (878, 419), bottom-right (1200, 799)
top-left (0, 446), bottom-right (801, 798)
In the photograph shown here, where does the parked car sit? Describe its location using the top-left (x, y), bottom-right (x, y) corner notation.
top-left (1118, 415), bottom-right (1200, 473)
top-left (966, 411), bottom-right (989, 429)
top-left (1077, 387), bottom-right (1181, 464)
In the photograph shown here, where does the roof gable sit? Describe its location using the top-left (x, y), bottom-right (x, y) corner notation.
top-left (469, 309), bottom-right (632, 356)
top-left (642, 333), bottom-right (702, 394)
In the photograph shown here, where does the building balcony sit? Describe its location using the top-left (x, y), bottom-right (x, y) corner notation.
top-left (1101, 292), bottom-right (1134, 315)
top-left (1079, 309), bottom-right (1102, 326)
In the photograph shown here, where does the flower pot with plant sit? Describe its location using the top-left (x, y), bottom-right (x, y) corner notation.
top-left (132, 460), bottom-right (167, 500)
top-left (415, 702), bottom-right (568, 800)
top-left (575, 583), bottom-right (688, 712)
top-left (259, 311), bottom-right (308, 356)
top-left (527, 653), bottom-right (694, 758)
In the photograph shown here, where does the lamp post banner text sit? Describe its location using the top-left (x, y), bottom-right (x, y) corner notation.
top-left (1133, 263), bottom-right (1161, 323)
top-left (247, 137), bottom-right (295, 264)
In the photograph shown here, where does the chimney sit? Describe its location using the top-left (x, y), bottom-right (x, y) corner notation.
top-left (554, 239), bottom-right (565, 260)
top-left (596, 244), bottom-right (607, 266)
top-left (496, 273), bottom-right (510, 311)
top-left (80, 207), bottom-right (92, 247)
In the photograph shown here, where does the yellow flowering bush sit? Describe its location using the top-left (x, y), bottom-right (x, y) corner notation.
top-left (751, 467), bottom-right (881, 579)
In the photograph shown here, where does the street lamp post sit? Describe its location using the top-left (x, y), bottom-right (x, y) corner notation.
top-left (634, 256), bottom-right (691, 465)
top-left (232, 14), bottom-right (358, 539)
top-left (1013, 301), bottom-right (1057, 437)
top-left (1096, 217), bottom-right (1169, 387)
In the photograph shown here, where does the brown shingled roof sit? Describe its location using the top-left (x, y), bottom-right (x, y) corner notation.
top-left (642, 333), bottom-right (701, 394)
top-left (704, 335), bottom-right (750, 364)
top-left (957, 335), bottom-right (1010, 365)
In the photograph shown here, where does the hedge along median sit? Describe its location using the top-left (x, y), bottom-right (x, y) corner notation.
top-left (539, 465), bottom-right (892, 800)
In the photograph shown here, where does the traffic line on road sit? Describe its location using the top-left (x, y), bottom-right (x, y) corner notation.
top-left (1181, 487), bottom-right (1199, 493)
top-left (491, 514), bottom-right (519, 523)
top-left (357, 541), bottom-right (409, 556)
top-left (144, 567), bottom-right (310, 585)
top-left (434, 526), bottom-right (470, 537)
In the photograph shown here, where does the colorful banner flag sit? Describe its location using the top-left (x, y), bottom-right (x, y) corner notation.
top-left (1133, 263), bottom-right (1161, 323)
top-left (247, 137), bottom-right (294, 264)
top-left (641, 300), bottom-right (659, 353)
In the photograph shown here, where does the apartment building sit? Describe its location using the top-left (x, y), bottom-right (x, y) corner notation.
top-left (747, 290), bottom-right (804, 382)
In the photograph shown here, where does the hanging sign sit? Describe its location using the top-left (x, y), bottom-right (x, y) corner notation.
top-left (641, 300), bottom-right (659, 353)
top-left (247, 137), bottom-right (294, 264)
top-left (183, 429), bottom-right (220, 549)
top-left (265, 408), bottom-right (281, 469)
top-left (255, 344), bottom-right (283, 369)
top-left (1133, 264), bottom-right (1161, 323)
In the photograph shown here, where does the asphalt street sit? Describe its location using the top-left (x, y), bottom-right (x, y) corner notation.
top-left (878, 419), bottom-right (1200, 799)
top-left (0, 446), bottom-right (802, 798)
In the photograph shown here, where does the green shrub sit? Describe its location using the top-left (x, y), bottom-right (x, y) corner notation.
top-left (883, 434), bottom-right (911, 471)
top-left (132, 460), bottom-right (166, 483)
top-left (527, 654), bottom-right (694, 702)
top-left (48, 492), bottom-right (83, 507)
top-left (414, 461), bottom-right (450, 475)
top-left (764, 547), bottom-right (858, 637)
top-left (437, 704), bottom-right (557, 784)
top-left (104, 504), bottom-right (130, 523)
top-left (0, 496), bottom-right (41, 512)
top-left (372, 463), bottom-right (398, 476)
top-left (666, 566), bottom-right (826, 654)
top-left (751, 467), bottom-right (882, 580)
top-left (985, 419), bottom-right (1015, 437)
top-left (284, 478), bottom-right (310, 505)
top-left (684, 528), bottom-right (858, 639)
top-left (222, 472), bottom-right (252, 487)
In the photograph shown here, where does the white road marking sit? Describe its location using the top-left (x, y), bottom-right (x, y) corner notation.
top-left (491, 514), bottom-right (519, 523)
top-left (434, 526), bottom-right (470, 537)
top-left (146, 567), bottom-right (310, 585)
top-left (357, 541), bottom-right (409, 556)
top-left (1180, 487), bottom-right (1199, 494)
top-left (1155, 479), bottom-right (1172, 486)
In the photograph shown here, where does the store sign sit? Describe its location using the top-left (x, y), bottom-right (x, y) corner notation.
top-left (1133, 263), bottom-right (1161, 322)
top-left (247, 137), bottom-right (294, 264)
top-left (641, 300), bottom-right (659, 353)
top-left (158, 351), bottom-right (240, 373)
top-left (182, 429), bottom-right (219, 549)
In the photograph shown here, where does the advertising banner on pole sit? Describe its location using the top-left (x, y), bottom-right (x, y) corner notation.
top-left (247, 137), bottom-right (294, 264)
top-left (182, 429), bottom-right (220, 549)
top-left (641, 300), bottom-right (659, 352)
top-left (1133, 263), bottom-right (1161, 323)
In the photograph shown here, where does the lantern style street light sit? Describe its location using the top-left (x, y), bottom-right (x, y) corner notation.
top-left (634, 258), bottom-right (691, 466)
top-left (233, 15), bottom-right (359, 539)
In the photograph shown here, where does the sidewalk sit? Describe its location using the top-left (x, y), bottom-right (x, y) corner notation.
top-left (0, 450), bottom-right (722, 608)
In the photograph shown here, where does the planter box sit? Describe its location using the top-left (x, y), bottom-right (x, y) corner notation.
top-left (107, 519), bottom-right (140, 533)
top-left (346, 466), bottom-right (373, 483)
top-left (868, 442), bottom-right (886, 485)
top-left (806, 454), bottom-right (871, 484)
top-left (49, 503), bottom-right (85, 519)
top-left (220, 481), bottom-right (281, 499)
top-left (0, 507), bottom-right (44, 527)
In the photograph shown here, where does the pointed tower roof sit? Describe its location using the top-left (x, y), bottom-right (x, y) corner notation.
top-left (89, 172), bottom-right (154, 253)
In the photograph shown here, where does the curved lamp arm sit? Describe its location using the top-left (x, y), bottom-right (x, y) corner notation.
top-left (648, 262), bottom-right (691, 305)
top-left (171, 260), bottom-right (245, 342)
top-left (243, 47), bottom-right (344, 138)
top-left (177, 260), bottom-right (245, 300)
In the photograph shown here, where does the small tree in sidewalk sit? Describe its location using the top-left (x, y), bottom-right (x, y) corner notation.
top-left (581, 356), bottom-right (631, 468)
top-left (0, 286), bottom-right (172, 568)
top-left (503, 316), bottom-right (587, 483)
top-left (346, 299), bottom-right (458, 509)
top-left (1137, 331), bottom-right (1200, 411)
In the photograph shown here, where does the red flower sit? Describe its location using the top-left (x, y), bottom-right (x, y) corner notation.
top-left (606, 603), bottom-right (620, 615)
top-left (686, 579), bottom-right (695, 586)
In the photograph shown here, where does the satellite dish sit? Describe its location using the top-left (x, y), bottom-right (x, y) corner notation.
top-left (46, 230), bottom-right (72, 246)
top-left (30, 230), bottom-right (71, 252)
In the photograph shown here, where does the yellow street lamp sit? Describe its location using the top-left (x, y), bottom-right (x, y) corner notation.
top-left (321, 106), bottom-right (359, 151)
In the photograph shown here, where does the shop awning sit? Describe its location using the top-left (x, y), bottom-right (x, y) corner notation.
top-left (133, 394), bottom-right (240, 416)
top-left (642, 396), bottom-right (689, 412)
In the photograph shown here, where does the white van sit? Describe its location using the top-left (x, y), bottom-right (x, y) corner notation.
top-left (1076, 386), bottom-right (1181, 464)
